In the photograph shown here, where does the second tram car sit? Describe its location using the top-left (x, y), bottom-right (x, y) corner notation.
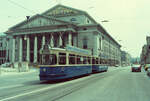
top-left (39, 44), bottom-right (108, 81)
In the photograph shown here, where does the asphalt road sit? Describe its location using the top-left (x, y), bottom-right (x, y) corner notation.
top-left (0, 66), bottom-right (150, 101)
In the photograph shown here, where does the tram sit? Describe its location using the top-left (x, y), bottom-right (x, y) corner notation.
top-left (39, 44), bottom-right (108, 81)
top-left (39, 44), bottom-right (93, 81)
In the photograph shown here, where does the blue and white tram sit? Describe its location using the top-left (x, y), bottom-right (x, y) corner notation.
top-left (39, 45), bottom-right (93, 81)
top-left (92, 57), bottom-right (108, 73)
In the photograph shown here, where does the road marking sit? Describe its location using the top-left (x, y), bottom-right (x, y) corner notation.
top-left (0, 74), bottom-right (95, 101)
top-left (0, 84), bottom-right (23, 90)
top-left (0, 82), bottom-right (72, 101)
top-left (0, 69), bottom-right (119, 101)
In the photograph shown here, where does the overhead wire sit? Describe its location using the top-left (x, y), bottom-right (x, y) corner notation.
top-left (7, 0), bottom-right (37, 14)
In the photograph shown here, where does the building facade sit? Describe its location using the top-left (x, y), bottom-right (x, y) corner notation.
top-left (0, 33), bottom-right (7, 65)
top-left (121, 51), bottom-right (131, 66)
top-left (140, 36), bottom-right (150, 64)
top-left (5, 4), bottom-right (121, 65)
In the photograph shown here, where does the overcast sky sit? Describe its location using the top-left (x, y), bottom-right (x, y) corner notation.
top-left (1, 0), bottom-right (150, 57)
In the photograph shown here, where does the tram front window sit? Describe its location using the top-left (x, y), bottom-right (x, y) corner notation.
top-left (42, 54), bottom-right (57, 65)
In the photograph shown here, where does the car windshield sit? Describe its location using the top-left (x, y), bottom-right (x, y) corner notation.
top-left (132, 65), bottom-right (140, 67)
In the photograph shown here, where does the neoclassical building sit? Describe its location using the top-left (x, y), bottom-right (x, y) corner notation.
top-left (5, 4), bottom-right (121, 65)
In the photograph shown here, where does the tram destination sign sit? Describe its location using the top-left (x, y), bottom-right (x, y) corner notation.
top-left (66, 45), bottom-right (91, 55)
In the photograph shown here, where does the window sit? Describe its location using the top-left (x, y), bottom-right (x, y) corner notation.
top-left (88, 57), bottom-right (91, 64)
top-left (59, 53), bottom-right (66, 65)
top-left (83, 28), bottom-right (87, 30)
top-left (83, 56), bottom-right (88, 64)
top-left (69, 54), bottom-right (76, 64)
top-left (0, 43), bottom-right (2, 47)
top-left (42, 54), bottom-right (57, 65)
top-left (83, 38), bottom-right (88, 49)
top-left (87, 20), bottom-right (90, 23)
top-left (92, 58), bottom-right (96, 64)
top-left (77, 55), bottom-right (82, 64)
top-left (99, 37), bottom-right (102, 50)
top-left (96, 58), bottom-right (99, 64)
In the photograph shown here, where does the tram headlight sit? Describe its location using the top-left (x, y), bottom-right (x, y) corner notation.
top-left (41, 68), bottom-right (46, 72)
top-left (61, 67), bottom-right (65, 72)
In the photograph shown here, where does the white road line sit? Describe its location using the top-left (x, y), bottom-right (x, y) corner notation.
top-left (0, 74), bottom-right (94, 101)
top-left (0, 82), bottom-right (68, 101)
top-left (0, 84), bottom-right (23, 90)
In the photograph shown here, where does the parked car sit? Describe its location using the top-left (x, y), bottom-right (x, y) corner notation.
top-left (131, 65), bottom-right (141, 72)
top-left (147, 67), bottom-right (150, 76)
top-left (144, 64), bottom-right (150, 71)
top-left (115, 65), bottom-right (119, 67)
top-left (1, 62), bottom-right (12, 67)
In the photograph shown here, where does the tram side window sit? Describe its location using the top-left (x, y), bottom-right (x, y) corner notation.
top-left (77, 56), bottom-right (82, 64)
top-left (69, 54), bottom-right (75, 64)
top-left (92, 58), bottom-right (96, 64)
top-left (42, 54), bottom-right (57, 65)
top-left (101, 59), bottom-right (105, 64)
top-left (99, 59), bottom-right (102, 64)
top-left (83, 57), bottom-right (88, 64)
top-left (105, 60), bottom-right (107, 64)
top-left (59, 53), bottom-right (66, 65)
top-left (96, 58), bottom-right (99, 64)
top-left (88, 57), bottom-right (91, 64)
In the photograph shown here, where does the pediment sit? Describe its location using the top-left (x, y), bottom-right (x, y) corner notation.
top-left (20, 15), bottom-right (68, 29)
top-left (10, 15), bottom-right (69, 29)
top-left (42, 4), bottom-right (84, 17)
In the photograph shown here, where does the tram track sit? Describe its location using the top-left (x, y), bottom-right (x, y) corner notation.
top-left (0, 68), bottom-right (121, 101)
top-left (49, 69), bottom-right (121, 101)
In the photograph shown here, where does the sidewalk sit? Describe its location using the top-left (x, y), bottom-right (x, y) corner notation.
top-left (0, 67), bottom-right (39, 76)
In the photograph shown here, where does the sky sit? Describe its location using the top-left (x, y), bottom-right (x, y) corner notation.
top-left (1, 0), bottom-right (150, 58)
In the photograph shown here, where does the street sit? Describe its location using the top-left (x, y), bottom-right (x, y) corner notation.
top-left (0, 67), bottom-right (150, 101)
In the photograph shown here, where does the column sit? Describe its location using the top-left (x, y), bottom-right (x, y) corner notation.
top-left (50, 34), bottom-right (54, 47)
top-left (19, 37), bottom-right (22, 62)
top-left (42, 35), bottom-right (45, 48)
top-left (68, 32), bottom-right (72, 46)
top-left (12, 38), bottom-right (15, 63)
top-left (6, 38), bottom-right (8, 62)
top-left (34, 36), bottom-right (37, 63)
top-left (26, 36), bottom-right (30, 62)
top-left (59, 33), bottom-right (62, 47)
